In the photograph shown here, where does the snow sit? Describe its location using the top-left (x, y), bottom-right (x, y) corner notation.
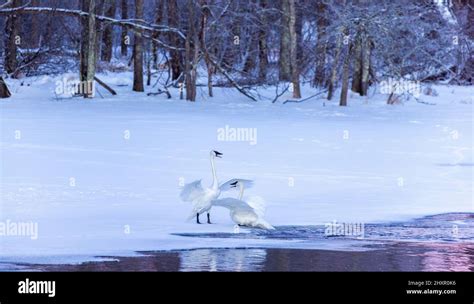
top-left (434, 0), bottom-right (457, 25)
top-left (0, 72), bottom-right (473, 265)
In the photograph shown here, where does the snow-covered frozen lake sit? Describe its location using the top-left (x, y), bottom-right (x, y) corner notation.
top-left (0, 73), bottom-right (472, 267)
top-left (5, 213), bottom-right (474, 272)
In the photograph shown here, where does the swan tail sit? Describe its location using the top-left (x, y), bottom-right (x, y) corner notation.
top-left (256, 219), bottom-right (275, 230)
top-left (186, 214), bottom-right (195, 222)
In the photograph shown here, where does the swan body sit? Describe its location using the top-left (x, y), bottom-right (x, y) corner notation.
top-left (212, 197), bottom-right (274, 230)
top-left (212, 180), bottom-right (274, 230)
top-left (184, 182), bottom-right (221, 220)
top-left (180, 151), bottom-right (222, 224)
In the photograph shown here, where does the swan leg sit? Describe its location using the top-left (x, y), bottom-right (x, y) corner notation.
top-left (196, 213), bottom-right (201, 224)
top-left (207, 213), bottom-right (212, 224)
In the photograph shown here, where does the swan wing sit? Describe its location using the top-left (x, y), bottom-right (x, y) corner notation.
top-left (245, 196), bottom-right (266, 218)
top-left (219, 179), bottom-right (254, 192)
top-left (212, 198), bottom-right (254, 212)
top-left (214, 198), bottom-right (275, 230)
top-left (180, 180), bottom-right (204, 202)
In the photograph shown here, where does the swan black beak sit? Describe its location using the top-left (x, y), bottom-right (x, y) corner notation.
top-left (230, 181), bottom-right (238, 188)
top-left (214, 151), bottom-right (223, 158)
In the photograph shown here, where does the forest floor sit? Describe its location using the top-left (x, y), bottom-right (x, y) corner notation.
top-left (0, 72), bottom-right (472, 269)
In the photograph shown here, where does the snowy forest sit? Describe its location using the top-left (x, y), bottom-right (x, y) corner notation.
top-left (0, 0), bottom-right (472, 103)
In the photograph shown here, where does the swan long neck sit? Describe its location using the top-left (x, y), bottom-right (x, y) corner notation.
top-left (210, 156), bottom-right (219, 190)
top-left (238, 183), bottom-right (244, 200)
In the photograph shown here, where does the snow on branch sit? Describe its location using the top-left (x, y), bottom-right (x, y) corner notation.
top-left (0, 6), bottom-right (186, 49)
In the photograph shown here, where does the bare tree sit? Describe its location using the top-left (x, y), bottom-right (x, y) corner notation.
top-left (258, 0), bottom-right (269, 83)
top-left (351, 27), bottom-right (362, 94)
top-left (327, 26), bottom-right (346, 101)
top-left (4, 0), bottom-right (22, 76)
top-left (199, 0), bottom-right (214, 97)
top-left (360, 30), bottom-right (371, 96)
top-left (289, 0), bottom-right (301, 98)
top-left (185, 0), bottom-right (199, 101)
top-left (152, 0), bottom-right (164, 69)
top-left (279, 0), bottom-right (291, 81)
top-left (452, 0), bottom-right (473, 83)
top-left (133, 0), bottom-right (144, 92)
top-left (168, 0), bottom-right (183, 81)
top-left (80, 0), bottom-right (97, 98)
top-left (120, 0), bottom-right (128, 57)
top-left (101, 0), bottom-right (117, 62)
top-left (30, 0), bottom-right (40, 49)
top-left (340, 43), bottom-right (352, 107)
top-left (313, 0), bottom-right (328, 87)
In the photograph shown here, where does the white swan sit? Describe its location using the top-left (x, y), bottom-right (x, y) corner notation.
top-left (219, 179), bottom-right (254, 195)
top-left (180, 151), bottom-right (255, 224)
top-left (212, 180), bottom-right (274, 230)
top-left (180, 150), bottom-right (223, 224)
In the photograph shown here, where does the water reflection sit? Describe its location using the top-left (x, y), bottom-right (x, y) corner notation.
top-left (31, 243), bottom-right (474, 272)
top-left (174, 213), bottom-right (474, 244)
top-left (420, 243), bottom-right (474, 272)
top-left (16, 213), bottom-right (474, 272)
top-left (179, 249), bottom-right (266, 272)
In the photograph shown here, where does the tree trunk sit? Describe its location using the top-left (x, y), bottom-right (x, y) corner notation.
top-left (313, 1), bottom-right (328, 87)
top-left (327, 27), bottom-right (345, 101)
top-left (184, 18), bottom-right (193, 101)
top-left (120, 0), bottom-right (128, 57)
top-left (146, 43), bottom-right (152, 86)
top-left (360, 32), bottom-right (371, 96)
top-left (168, 0), bottom-right (183, 81)
top-left (289, 0), bottom-right (301, 99)
top-left (351, 30), bottom-right (363, 95)
top-left (340, 44), bottom-right (353, 107)
top-left (152, 0), bottom-right (164, 69)
top-left (0, 77), bottom-right (11, 98)
top-left (279, 0), bottom-right (291, 81)
top-left (258, 0), bottom-right (268, 84)
top-left (80, 0), bottom-right (97, 98)
top-left (5, 0), bottom-right (22, 76)
top-left (133, 0), bottom-right (144, 92)
top-left (200, 0), bottom-right (213, 97)
top-left (95, 0), bottom-right (107, 61)
top-left (243, 31), bottom-right (258, 73)
top-left (295, 1), bottom-right (303, 66)
top-left (30, 0), bottom-right (40, 49)
top-left (101, 0), bottom-right (117, 62)
top-left (185, 0), bottom-right (198, 101)
top-left (452, 0), bottom-right (474, 83)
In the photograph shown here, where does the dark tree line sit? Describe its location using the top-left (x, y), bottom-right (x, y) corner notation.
top-left (0, 0), bottom-right (472, 104)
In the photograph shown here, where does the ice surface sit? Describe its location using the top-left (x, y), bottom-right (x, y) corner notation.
top-left (0, 73), bottom-right (472, 265)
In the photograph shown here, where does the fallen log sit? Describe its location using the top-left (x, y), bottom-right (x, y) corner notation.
top-left (147, 89), bottom-right (171, 99)
top-left (94, 77), bottom-right (117, 96)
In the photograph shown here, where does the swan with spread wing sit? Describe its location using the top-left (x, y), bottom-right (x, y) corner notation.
top-left (179, 151), bottom-right (255, 224)
top-left (212, 180), bottom-right (274, 230)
